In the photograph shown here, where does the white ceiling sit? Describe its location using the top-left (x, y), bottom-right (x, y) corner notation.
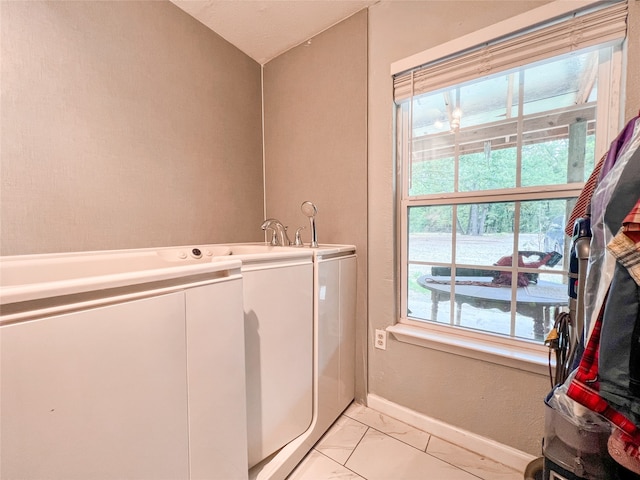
top-left (170, 0), bottom-right (377, 65)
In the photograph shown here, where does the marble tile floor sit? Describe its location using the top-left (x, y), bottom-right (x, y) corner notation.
top-left (287, 403), bottom-right (523, 480)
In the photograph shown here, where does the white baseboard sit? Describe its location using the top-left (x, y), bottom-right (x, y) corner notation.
top-left (367, 394), bottom-right (536, 473)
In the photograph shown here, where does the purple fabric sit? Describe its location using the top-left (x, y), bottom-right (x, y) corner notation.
top-left (601, 116), bottom-right (640, 178)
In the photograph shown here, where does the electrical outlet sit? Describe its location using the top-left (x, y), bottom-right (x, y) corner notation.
top-left (375, 329), bottom-right (387, 350)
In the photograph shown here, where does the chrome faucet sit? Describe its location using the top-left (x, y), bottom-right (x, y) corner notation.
top-left (260, 218), bottom-right (292, 246)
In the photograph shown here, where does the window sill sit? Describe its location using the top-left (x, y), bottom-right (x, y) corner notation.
top-left (386, 322), bottom-right (553, 376)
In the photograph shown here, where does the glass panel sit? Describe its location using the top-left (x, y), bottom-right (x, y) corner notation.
top-left (409, 89), bottom-right (456, 195)
top-left (456, 300), bottom-right (514, 338)
top-left (409, 155), bottom-right (455, 196)
top-left (522, 50), bottom-right (598, 117)
top-left (517, 199), bottom-right (570, 270)
top-left (459, 144), bottom-right (516, 192)
top-left (521, 134), bottom-right (596, 188)
top-left (515, 272), bottom-right (567, 341)
top-left (519, 49), bottom-right (599, 187)
top-left (408, 199), bottom-right (571, 342)
top-left (521, 139), bottom-right (568, 187)
top-left (408, 206), bottom-right (453, 263)
top-left (458, 73), bottom-right (519, 129)
top-left (411, 260), bottom-right (565, 341)
top-left (412, 91), bottom-right (451, 137)
top-left (584, 135), bottom-right (597, 181)
top-left (408, 263), bottom-right (452, 324)
top-left (455, 202), bottom-right (515, 267)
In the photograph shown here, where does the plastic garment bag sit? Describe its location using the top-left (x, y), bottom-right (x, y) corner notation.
top-left (584, 117), bottom-right (640, 338)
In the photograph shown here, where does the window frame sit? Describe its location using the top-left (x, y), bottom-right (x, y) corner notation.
top-left (390, 0), bottom-right (626, 371)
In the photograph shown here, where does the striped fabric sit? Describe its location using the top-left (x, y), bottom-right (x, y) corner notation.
top-left (608, 199), bottom-right (640, 285)
top-left (564, 155), bottom-right (605, 237)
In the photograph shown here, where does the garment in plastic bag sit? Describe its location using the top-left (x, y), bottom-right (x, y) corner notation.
top-left (585, 118), bottom-right (640, 337)
top-left (548, 371), bottom-right (611, 431)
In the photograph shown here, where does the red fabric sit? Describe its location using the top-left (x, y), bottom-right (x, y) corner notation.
top-left (623, 199), bottom-right (640, 243)
top-left (624, 200), bottom-right (640, 226)
top-left (609, 198), bottom-right (640, 284)
top-left (567, 290), bottom-right (640, 447)
top-left (609, 429), bottom-right (640, 474)
top-left (491, 252), bottom-right (557, 287)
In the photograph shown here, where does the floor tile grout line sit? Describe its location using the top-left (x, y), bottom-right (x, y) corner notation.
top-left (424, 433), bottom-right (432, 453)
top-left (361, 426), bottom-right (496, 479)
top-left (311, 431), bottom-right (369, 480)
top-left (341, 425), bottom-right (370, 468)
top-left (342, 406), bottom-right (519, 479)
top-left (365, 425), bottom-right (429, 453)
top-left (344, 406), bottom-right (432, 443)
top-left (314, 415), bottom-right (369, 463)
top-left (324, 425), bottom-right (489, 480)
top-left (345, 416), bottom-right (370, 431)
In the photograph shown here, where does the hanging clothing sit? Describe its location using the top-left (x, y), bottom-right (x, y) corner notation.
top-left (606, 200), bottom-right (640, 401)
top-left (566, 288), bottom-right (640, 447)
top-left (601, 116), bottom-right (640, 178)
top-left (570, 211), bottom-right (640, 473)
top-left (584, 116), bottom-right (640, 336)
top-left (597, 147), bottom-right (640, 415)
top-left (598, 255), bottom-right (640, 425)
top-left (567, 117), bottom-right (640, 474)
top-left (566, 278), bottom-right (640, 477)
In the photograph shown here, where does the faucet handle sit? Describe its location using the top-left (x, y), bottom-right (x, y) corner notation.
top-left (294, 226), bottom-right (306, 246)
top-left (283, 225), bottom-right (293, 246)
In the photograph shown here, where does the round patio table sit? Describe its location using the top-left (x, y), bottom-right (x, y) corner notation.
top-left (417, 275), bottom-right (568, 340)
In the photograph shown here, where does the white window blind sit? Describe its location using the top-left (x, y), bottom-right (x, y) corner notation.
top-left (393, 1), bottom-right (627, 103)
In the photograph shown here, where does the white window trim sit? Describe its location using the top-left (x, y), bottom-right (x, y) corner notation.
top-left (391, 0), bottom-right (626, 373)
top-left (387, 322), bottom-right (553, 376)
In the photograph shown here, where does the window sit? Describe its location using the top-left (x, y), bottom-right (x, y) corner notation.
top-left (394, 1), bottom-right (626, 349)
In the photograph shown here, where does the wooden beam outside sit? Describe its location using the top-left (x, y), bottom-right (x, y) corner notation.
top-left (411, 104), bottom-right (596, 161)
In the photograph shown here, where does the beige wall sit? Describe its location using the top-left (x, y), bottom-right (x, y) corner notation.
top-left (263, 10), bottom-right (369, 401)
top-left (626, 0), bottom-right (640, 122)
top-left (0, 1), bottom-right (264, 255)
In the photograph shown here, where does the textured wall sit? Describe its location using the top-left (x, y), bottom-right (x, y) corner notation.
top-left (367, 0), bottom-right (556, 455)
top-left (263, 11), bottom-right (368, 401)
top-left (626, 0), bottom-right (640, 124)
top-left (0, 1), bottom-right (264, 255)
